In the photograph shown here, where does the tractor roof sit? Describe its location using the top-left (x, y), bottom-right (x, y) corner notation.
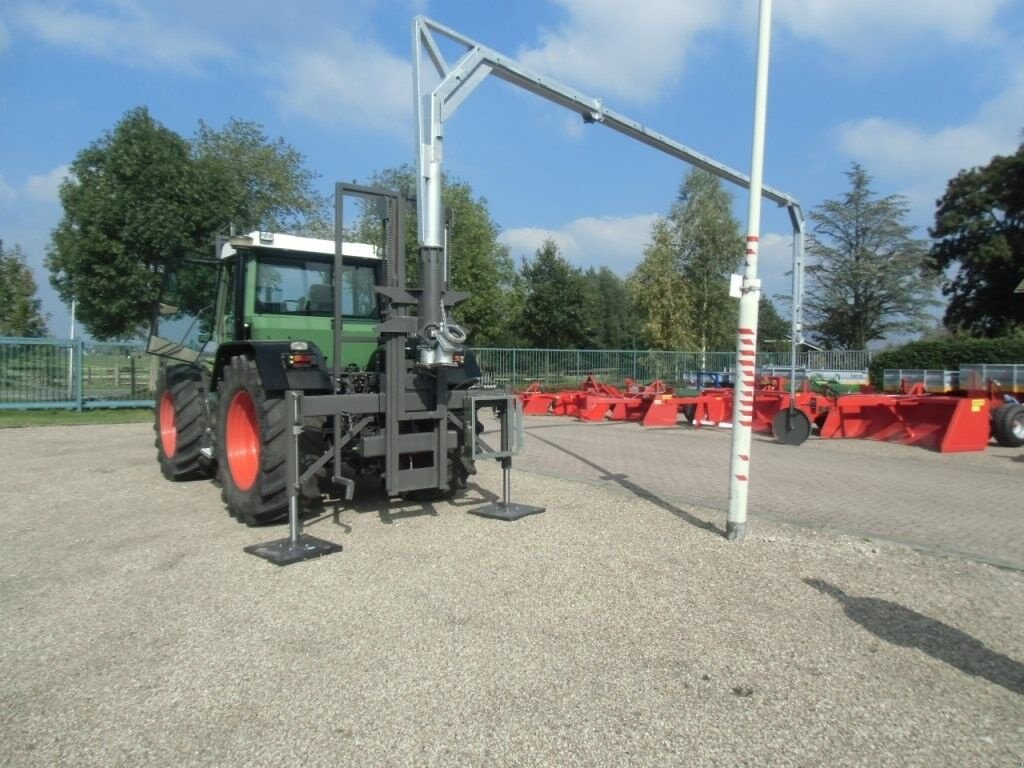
top-left (222, 231), bottom-right (379, 260)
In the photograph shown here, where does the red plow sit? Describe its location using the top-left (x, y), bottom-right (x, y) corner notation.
top-left (517, 368), bottom-right (1023, 453)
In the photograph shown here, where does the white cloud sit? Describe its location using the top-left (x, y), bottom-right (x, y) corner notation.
top-left (26, 164), bottom-right (70, 203)
top-left (17, 1), bottom-right (228, 74)
top-left (837, 60), bottom-right (1024, 216)
top-left (518, 0), bottom-right (728, 104)
top-left (0, 173), bottom-right (16, 202)
top-left (269, 35), bottom-right (411, 135)
top-left (772, 0), bottom-right (1011, 57)
top-left (756, 232), bottom-right (798, 301)
top-left (501, 213), bottom-right (659, 274)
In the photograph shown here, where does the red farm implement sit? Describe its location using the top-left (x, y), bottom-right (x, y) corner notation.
top-left (517, 366), bottom-right (1024, 453)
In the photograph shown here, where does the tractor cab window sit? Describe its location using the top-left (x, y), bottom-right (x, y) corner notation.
top-left (254, 255), bottom-right (377, 318)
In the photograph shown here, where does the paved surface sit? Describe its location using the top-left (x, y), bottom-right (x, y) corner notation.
top-left (516, 415), bottom-right (1024, 569)
top-left (0, 422), bottom-right (1022, 767)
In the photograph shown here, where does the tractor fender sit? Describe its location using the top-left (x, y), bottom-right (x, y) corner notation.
top-left (212, 341), bottom-right (333, 396)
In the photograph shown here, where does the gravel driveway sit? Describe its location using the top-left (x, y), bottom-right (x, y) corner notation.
top-left (0, 422), bottom-right (1021, 767)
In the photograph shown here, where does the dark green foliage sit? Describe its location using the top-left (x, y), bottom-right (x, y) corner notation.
top-left (0, 241), bottom-right (48, 337)
top-left (867, 335), bottom-right (1024, 386)
top-left (47, 107), bottom-right (327, 339)
top-left (361, 165), bottom-right (519, 347)
top-left (580, 266), bottom-right (642, 349)
top-left (193, 118), bottom-right (330, 237)
top-left (929, 142), bottom-right (1024, 337)
top-left (757, 298), bottom-right (791, 352)
top-left (806, 164), bottom-right (938, 349)
top-left (47, 108), bottom-right (210, 339)
top-left (517, 240), bottom-right (590, 349)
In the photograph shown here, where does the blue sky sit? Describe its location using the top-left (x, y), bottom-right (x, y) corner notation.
top-left (1, 0), bottom-right (1023, 339)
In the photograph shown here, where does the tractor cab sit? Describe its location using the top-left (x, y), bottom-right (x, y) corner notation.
top-left (149, 231), bottom-right (381, 371)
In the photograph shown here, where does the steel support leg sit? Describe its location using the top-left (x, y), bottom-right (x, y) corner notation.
top-left (244, 391), bottom-right (343, 565)
top-left (470, 399), bottom-right (545, 521)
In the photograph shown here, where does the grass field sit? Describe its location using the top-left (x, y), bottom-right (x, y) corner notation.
top-left (0, 408), bottom-right (153, 429)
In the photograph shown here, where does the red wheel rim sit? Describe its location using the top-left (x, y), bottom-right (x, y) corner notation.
top-left (226, 391), bottom-right (260, 491)
top-left (159, 391), bottom-right (177, 457)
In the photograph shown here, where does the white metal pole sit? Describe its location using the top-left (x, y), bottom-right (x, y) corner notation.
top-left (727, 0), bottom-right (773, 540)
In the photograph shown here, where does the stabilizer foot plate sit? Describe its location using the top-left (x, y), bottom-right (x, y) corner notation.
top-left (244, 535), bottom-right (342, 566)
top-left (470, 502), bottom-right (545, 521)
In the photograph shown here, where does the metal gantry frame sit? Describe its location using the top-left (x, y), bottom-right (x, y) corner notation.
top-left (413, 14), bottom-right (805, 537)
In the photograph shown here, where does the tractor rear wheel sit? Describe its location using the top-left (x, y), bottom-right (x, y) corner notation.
top-left (216, 356), bottom-right (291, 525)
top-left (154, 364), bottom-right (211, 481)
top-left (992, 403), bottom-right (1024, 447)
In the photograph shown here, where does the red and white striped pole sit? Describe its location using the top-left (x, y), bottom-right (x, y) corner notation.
top-left (727, 0), bottom-right (773, 540)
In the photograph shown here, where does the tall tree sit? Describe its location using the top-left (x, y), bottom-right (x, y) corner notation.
top-left (193, 118), bottom-right (330, 237)
top-left (671, 169), bottom-right (744, 353)
top-left (580, 266), bottom-right (641, 349)
top-left (361, 165), bottom-right (520, 347)
top-left (930, 142), bottom-right (1024, 336)
top-left (629, 219), bottom-right (690, 349)
top-left (47, 108), bottom-right (210, 339)
top-left (47, 107), bottom-right (328, 339)
top-left (0, 241), bottom-right (48, 337)
top-left (517, 240), bottom-right (589, 349)
top-left (757, 298), bottom-right (791, 353)
top-left (804, 164), bottom-right (937, 348)
top-left (629, 169), bottom-right (742, 351)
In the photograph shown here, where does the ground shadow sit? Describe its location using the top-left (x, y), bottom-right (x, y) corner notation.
top-left (526, 429), bottom-right (723, 536)
top-left (805, 578), bottom-right (1024, 696)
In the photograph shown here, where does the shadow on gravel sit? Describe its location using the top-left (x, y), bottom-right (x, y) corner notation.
top-left (527, 430), bottom-right (723, 536)
top-left (805, 578), bottom-right (1024, 696)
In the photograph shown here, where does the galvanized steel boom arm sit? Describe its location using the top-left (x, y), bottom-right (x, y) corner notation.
top-left (413, 16), bottom-right (803, 230)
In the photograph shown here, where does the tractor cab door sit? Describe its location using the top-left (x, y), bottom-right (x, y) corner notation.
top-left (147, 257), bottom-right (221, 363)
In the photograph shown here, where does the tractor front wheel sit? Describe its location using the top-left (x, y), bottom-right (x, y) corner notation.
top-left (216, 356), bottom-right (291, 525)
top-left (154, 364), bottom-right (211, 481)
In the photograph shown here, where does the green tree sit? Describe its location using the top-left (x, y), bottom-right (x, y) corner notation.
top-left (580, 266), bottom-right (641, 349)
top-left (671, 169), bottom-right (744, 352)
top-left (362, 165), bottom-right (520, 347)
top-left (47, 108), bottom-right (211, 339)
top-left (47, 107), bottom-right (328, 339)
top-left (629, 219), bottom-right (689, 349)
top-left (757, 298), bottom-right (791, 353)
top-left (629, 169), bottom-right (742, 351)
top-left (0, 241), bottom-right (48, 337)
top-left (193, 118), bottom-right (330, 237)
top-left (929, 142), bottom-right (1024, 336)
top-left (517, 240), bottom-right (589, 349)
top-left (804, 164), bottom-right (937, 349)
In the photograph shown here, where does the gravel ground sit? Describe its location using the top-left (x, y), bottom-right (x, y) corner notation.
top-left (0, 422), bottom-right (1022, 767)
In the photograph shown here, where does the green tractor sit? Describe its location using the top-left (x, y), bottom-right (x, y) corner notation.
top-left (149, 184), bottom-right (517, 528)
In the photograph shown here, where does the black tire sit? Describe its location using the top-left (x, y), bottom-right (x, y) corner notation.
top-left (154, 364), bottom-right (211, 481)
top-left (992, 403), bottom-right (1024, 448)
top-left (772, 408), bottom-right (811, 446)
top-left (216, 356), bottom-right (291, 525)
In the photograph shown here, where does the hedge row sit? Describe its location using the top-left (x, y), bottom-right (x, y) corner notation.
top-left (868, 336), bottom-right (1024, 386)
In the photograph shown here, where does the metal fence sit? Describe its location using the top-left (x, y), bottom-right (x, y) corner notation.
top-left (472, 348), bottom-right (874, 391)
top-left (0, 336), bottom-right (874, 410)
top-left (0, 337), bottom-right (154, 410)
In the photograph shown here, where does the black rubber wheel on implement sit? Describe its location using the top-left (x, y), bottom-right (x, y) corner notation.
top-left (772, 408), bottom-right (811, 446)
top-left (154, 364), bottom-right (212, 481)
top-left (216, 356), bottom-right (292, 526)
top-left (992, 402), bottom-right (1024, 447)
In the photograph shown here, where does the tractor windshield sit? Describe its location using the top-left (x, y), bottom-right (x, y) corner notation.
top-left (254, 256), bottom-right (377, 318)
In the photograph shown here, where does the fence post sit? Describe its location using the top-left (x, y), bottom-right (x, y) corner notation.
top-left (130, 356), bottom-right (137, 398)
top-left (75, 340), bottom-right (84, 412)
top-left (512, 349), bottom-right (517, 390)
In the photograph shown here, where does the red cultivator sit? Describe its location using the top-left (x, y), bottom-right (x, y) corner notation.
top-left (517, 372), bottom-right (1021, 453)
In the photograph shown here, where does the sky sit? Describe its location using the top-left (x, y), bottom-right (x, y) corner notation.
top-left (1, 0), bottom-right (1023, 340)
